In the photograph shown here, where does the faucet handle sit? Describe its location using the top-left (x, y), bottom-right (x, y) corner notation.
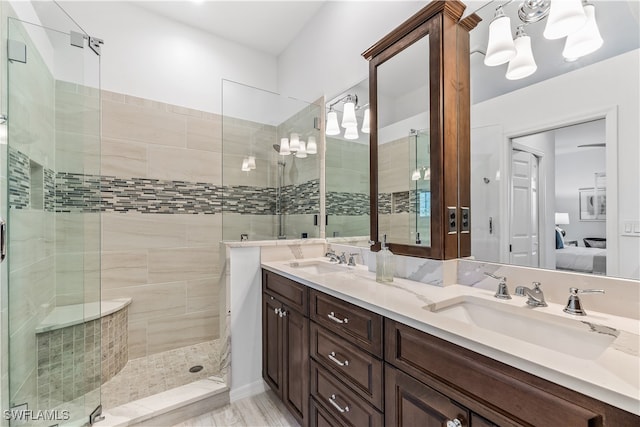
top-left (484, 272), bottom-right (511, 299)
top-left (347, 253), bottom-right (359, 266)
top-left (564, 287), bottom-right (605, 316)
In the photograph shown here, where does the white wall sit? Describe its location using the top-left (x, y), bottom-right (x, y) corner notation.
top-left (556, 149), bottom-right (607, 245)
top-left (472, 49), bottom-right (640, 280)
top-left (277, 1), bottom-right (426, 101)
top-left (57, 1), bottom-right (278, 114)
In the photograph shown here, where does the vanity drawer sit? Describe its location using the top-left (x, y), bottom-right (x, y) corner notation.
top-left (310, 290), bottom-right (383, 357)
top-left (262, 269), bottom-right (307, 315)
top-left (310, 360), bottom-right (383, 427)
top-left (385, 319), bottom-right (601, 427)
top-left (310, 322), bottom-right (383, 410)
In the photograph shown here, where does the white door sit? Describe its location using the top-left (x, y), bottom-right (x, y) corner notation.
top-left (510, 150), bottom-right (539, 267)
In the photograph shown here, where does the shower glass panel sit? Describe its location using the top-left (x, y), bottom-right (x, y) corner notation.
top-left (221, 80), bottom-right (321, 241)
top-left (409, 129), bottom-right (431, 246)
top-left (7, 13), bottom-right (101, 425)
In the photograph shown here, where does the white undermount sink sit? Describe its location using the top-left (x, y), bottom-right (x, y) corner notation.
top-left (288, 260), bottom-right (348, 275)
top-left (430, 296), bottom-right (617, 360)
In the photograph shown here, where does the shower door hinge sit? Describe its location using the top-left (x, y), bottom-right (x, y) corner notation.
top-left (313, 117), bottom-right (320, 130)
top-left (89, 404), bottom-right (104, 425)
top-left (70, 31), bottom-right (103, 56)
top-left (8, 39), bottom-right (27, 63)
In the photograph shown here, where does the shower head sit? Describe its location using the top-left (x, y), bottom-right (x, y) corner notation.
top-left (483, 177), bottom-right (490, 184)
top-left (273, 144), bottom-right (281, 153)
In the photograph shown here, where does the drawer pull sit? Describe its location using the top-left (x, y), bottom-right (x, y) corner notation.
top-left (280, 309), bottom-right (288, 317)
top-left (446, 419), bottom-right (463, 427)
top-left (274, 307), bottom-right (280, 315)
top-left (328, 394), bottom-right (349, 414)
top-left (328, 351), bottom-right (349, 367)
top-left (328, 311), bottom-right (348, 324)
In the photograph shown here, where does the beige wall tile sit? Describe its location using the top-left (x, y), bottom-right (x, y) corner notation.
top-left (102, 99), bottom-right (186, 147)
top-left (128, 320), bottom-right (148, 359)
top-left (102, 251), bottom-right (148, 289)
top-left (146, 310), bottom-right (218, 355)
top-left (9, 257), bottom-right (55, 334)
top-left (222, 213), bottom-right (275, 242)
top-left (147, 146), bottom-right (221, 184)
top-left (102, 282), bottom-right (186, 323)
top-left (169, 104), bottom-right (203, 118)
top-left (102, 213), bottom-right (187, 251)
top-left (101, 90), bottom-right (125, 103)
top-left (186, 277), bottom-right (219, 314)
top-left (187, 115), bottom-right (221, 152)
top-left (10, 210), bottom-right (54, 271)
top-left (148, 247), bottom-right (217, 283)
top-left (186, 214), bottom-right (222, 247)
top-left (101, 138), bottom-right (147, 178)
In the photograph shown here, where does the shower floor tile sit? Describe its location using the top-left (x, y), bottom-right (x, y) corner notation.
top-left (102, 339), bottom-right (222, 409)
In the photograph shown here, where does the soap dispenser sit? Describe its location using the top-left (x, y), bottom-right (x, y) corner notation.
top-left (376, 234), bottom-right (394, 283)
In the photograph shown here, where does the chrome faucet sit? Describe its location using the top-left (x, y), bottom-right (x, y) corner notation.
top-left (484, 272), bottom-right (511, 299)
top-left (515, 282), bottom-right (547, 307)
top-left (563, 287), bottom-right (605, 316)
top-left (347, 253), bottom-right (358, 267)
top-left (325, 249), bottom-right (339, 263)
top-left (338, 252), bottom-right (347, 264)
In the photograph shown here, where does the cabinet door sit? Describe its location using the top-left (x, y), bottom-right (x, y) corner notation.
top-left (262, 294), bottom-right (282, 394)
top-left (282, 307), bottom-right (309, 425)
top-left (385, 364), bottom-right (469, 427)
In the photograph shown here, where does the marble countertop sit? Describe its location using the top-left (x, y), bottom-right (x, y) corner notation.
top-left (261, 258), bottom-right (640, 416)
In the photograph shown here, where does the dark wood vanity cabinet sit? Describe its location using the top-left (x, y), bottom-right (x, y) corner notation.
top-left (262, 270), bottom-right (639, 427)
top-left (262, 270), bottom-right (309, 426)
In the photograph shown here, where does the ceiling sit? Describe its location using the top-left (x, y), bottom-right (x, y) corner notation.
top-left (132, 0), bottom-right (326, 55)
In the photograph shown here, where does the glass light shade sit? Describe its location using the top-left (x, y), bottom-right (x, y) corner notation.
top-left (506, 33), bottom-right (537, 80)
top-left (423, 167), bottom-right (431, 180)
top-left (344, 125), bottom-right (359, 140)
top-left (341, 101), bottom-right (358, 128)
top-left (543, 0), bottom-right (587, 40)
top-left (361, 108), bottom-right (370, 134)
top-left (555, 212), bottom-right (570, 225)
top-left (289, 133), bottom-right (300, 151)
top-left (562, 4), bottom-right (603, 60)
top-left (247, 156), bottom-right (256, 170)
top-left (279, 137), bottom-right (291, 155)
top-left (306, 136), bottom-right (317, 154)
top-left (326, 110), bottom-right (340, 135)
top-left (411, 169), bottom-right (421, 181)
top-left (241, 158), bottom-right (250, 172)
top-left (295, 140), bottom-right (307, 158)
top-left (484, 11), bottom-right (516, 66)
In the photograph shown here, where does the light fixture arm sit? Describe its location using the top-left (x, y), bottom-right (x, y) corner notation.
top-left (328, 94), bottom-right (358, 110)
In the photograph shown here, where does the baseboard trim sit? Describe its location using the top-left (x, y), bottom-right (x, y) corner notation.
top-left (229, 379), bottom-right (269, 403)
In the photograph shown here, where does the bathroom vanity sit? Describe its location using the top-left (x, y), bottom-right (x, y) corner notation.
top-left (261, 260), bottom-right (639, 427)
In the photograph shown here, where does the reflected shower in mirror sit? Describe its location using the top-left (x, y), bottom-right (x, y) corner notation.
top-left (468, 0), bottom-right (640, 280)
top-left (377, 35), bottom-right (431, 247)
top-left (325, 79), bottom-right (370, 240)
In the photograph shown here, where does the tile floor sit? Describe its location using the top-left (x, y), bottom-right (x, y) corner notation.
top-left (102, 339), bottom-right (223, 409)
top-left (172, 390), bottom-right (299, 427)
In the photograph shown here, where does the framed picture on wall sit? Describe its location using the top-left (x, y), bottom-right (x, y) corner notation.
top-left (579, 187), bottom-right (606, 221)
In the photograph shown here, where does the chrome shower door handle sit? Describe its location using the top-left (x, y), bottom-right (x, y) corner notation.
top-left (0, 217), bottom-right (6, 263)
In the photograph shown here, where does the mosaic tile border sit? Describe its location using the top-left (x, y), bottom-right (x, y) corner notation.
top-left (326, 191), bottom-right (369, 216)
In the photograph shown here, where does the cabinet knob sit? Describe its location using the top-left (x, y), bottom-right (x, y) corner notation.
top-left (446, 419), bottom-right (463, 427)
top-left (274, 307), bottom-right (280, 315)
top-left (280, 309), bottom-right (288, 317)
top-left (328, 394), bottom-right (349, 413)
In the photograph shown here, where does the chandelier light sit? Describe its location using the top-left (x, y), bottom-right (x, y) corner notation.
top-left (295, 140), bottom-right (307, 158)
top-left (361, 108), bottom-right (370, 134)
top-left (279, 137), bottom-right (291, 155)
top-left (543, 0), bottom-right (587, 39)
top-left (307, 136), bottom-right (318, 154)
top-left (326, 108), bottom-right (340, 135)
top-left (341, 96), bottom-right (358, 129)
top-left (325, 93), bottom-right (368, 140)
top-left (344, 126), bottom-right (359, 140)
top-left (289, 133), bottom-right (300, 151)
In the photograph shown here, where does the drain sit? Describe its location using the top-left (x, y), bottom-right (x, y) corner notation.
top-left (189, 365), bottom-right (204, 373)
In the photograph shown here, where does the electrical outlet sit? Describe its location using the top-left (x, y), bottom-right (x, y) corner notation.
top-left (448, 207), bottom-right (457, 234)
top-left (461, 207), bottom-right (470, 233)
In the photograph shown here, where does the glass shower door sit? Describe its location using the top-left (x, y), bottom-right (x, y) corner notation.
top-left (6, 15), bottom-right (101, 426)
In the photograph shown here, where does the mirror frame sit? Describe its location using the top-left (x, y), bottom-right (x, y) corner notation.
top-left (362, 0), bottom-right (480, 259)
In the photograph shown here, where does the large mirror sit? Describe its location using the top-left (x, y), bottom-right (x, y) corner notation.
top-left (364, 0), bottom-right (478, 259)
top-left (325, 80), bottom-right (370, 241)
top-left (468, 0), bottom-right (640, 280)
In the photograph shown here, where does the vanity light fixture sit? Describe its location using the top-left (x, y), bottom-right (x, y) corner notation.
top-left (506, 26), bottom-right (537, 80)
top-left (247, 156), bottom-right (256, 170)
top-left (289, 133), bottom-right (300, 151)
top-left (411, 169), bottom-right (421, 181)
top-left (361, 108), bottom-right (370, 134)
top-left (325, 94), bottom-right (368, 140)
top-left (241, 157), bottom-right (251, 172)
top-left (484, 0), bottom-right (602, 80)
top-left (307, 136), bottom-right (318, 154)
top-left (279, 137), bottom-right (291, 155)
top-left (411, 167), bottom-right (431, 181)
top-left (326, 108), bottom-right (340, 135)
top-left (295, 140), bottom-right (308, 158)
